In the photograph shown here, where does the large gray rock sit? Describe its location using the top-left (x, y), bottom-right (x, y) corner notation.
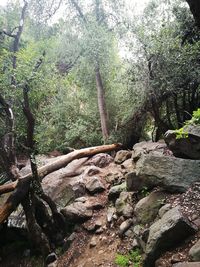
top-left (132, 141), bottom-right (167, 162)
top-left (114, 150), bottom-right (132, 164)
top-left (144, 206), bottom-right (197, 267)
top-left (165, 125), bottom-right (200, 159)
top-left (135, 153), bottom-right (200, 192)
top-left (134, 191), bottom-right (165, 224)
top-left (61, 202), bottom-right (93, 222)
top-left (189, 239), bottom-right (200, 261)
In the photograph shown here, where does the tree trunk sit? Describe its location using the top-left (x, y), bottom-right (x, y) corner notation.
top-left (186, 0), bottom-right (200, 28)
top-left (95, 65), bottom-right (109, 141)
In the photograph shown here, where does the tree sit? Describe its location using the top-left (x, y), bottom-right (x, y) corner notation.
top-left (186, 0), bottom-right (200, 27)
top-left (63, 0), bottom-right (126, 142)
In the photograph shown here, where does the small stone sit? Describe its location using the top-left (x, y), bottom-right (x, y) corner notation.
top-left (95, 227), bottom-right (104, 234)
top-left (46, 253), bottom-right (58, 265)
top-left (107, 207), bottom-right (116, 223)
top-left (119, 219), bottom-right (133, 237)
top-left (132, 239), bottom-right (139, 249)
top-left (114, 150), bottom-right (132, 164)
top-left (75, 197), bottom-right (87, 203)
top-left (90, 237), bottom-right (97, 248)
top-left (171, 254), bottom-right (182, 264)
top-left (108, 182), bottom-right (126, 201)
top-left (124, 229), bottom-right (134, 238)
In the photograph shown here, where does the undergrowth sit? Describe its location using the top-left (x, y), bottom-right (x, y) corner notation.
top-left (115, 248), bottom-right (142, 267)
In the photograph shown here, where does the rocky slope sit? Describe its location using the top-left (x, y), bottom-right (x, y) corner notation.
top-left (1, 134), bottom-right (200, 267)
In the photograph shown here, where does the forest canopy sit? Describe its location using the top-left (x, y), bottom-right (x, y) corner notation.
top-left (0, 0), bottom-right (200, 152)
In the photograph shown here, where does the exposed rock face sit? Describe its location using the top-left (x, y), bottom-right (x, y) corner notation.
top-left (61, 202), bottom-right (93, 222)
top-left (144, 206), bottom-right (197, 267)
top-left (135, 153), bottom-right (200, 192)
top-left (114, 150), bottom-right (132, 164)
top-left (132, 141), bottom-right (167, 162)
top-left (189, 239), bottom-right (200, 261)
top-left (134, 191), bottom-right (165, 224)
top-left (165, 125), bottom-right (200, 159)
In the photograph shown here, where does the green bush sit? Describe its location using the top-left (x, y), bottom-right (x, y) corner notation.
top-left (115, 249), bottom-right (142, 267)
top-left (115, 254), bottom-right (129, 267)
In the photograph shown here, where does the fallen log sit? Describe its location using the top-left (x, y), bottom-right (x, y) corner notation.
top-left (0, 143), bottom-right (122, 224)
top-left (0, 180), bottom-right (18, 195)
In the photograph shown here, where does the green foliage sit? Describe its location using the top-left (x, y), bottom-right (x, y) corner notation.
top-left (141, 186), bottom-right (150, 198)
top-left (188, 108), bottom-right (200, 125)
top-left (115, 254), bottom-right (129, 267)
top-left (174, 127), bottom-right (188, 139)
top-left (115, 249), bottom-right (142, 267)
top-left (175, 108), bottom-right (200, 139)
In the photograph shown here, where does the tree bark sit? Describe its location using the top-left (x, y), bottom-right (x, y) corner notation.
top-left (95, 65), bottom-right (110, 141)
top-left (186, 0), bottom-right (200, 28)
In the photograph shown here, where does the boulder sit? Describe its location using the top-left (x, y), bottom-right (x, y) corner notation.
top-left (83, 166), bottom-right (101, 176)
top-left (114, 150), bottom-right (132, 164)
top-left (86, 153), bottom-right (113, 168)
top-left (61, 202), bottom-right (93, 222)
top-left (132, 141), bottom-right (167, 162)
top-left (85, 176), bottom-right (105, 194)
top-left (134, 191), bottom-right (165, 224)
top-left (108, 182), bottom-right (126, 200)
top-left (189, 239), bottom-right (200, 261)
top-left (115, 192), bottom-right (133, 218)
top-left (121, 158), bottom-right (135, 172)
top-left (144, 206), bottom-right (197, 267)
top-left (55, 183), bottom-right (86, 208)
top-left (76, 196), bottom-right (104, 210)
top-left (105, 171), bottom-right (124, 185)
top-left (165, 125), bottom-right (200, 159)
top-left (135, 153), bottom-right (200, 192)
